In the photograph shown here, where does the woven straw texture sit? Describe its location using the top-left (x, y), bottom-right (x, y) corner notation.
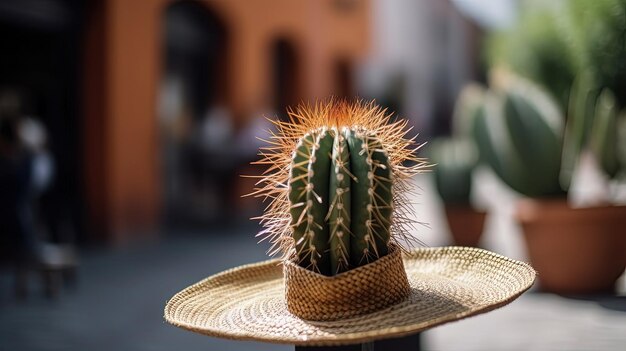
top-left (164, 246), bottom-right (535, 346)
top-left (285, 244), bottom-right (410, 321)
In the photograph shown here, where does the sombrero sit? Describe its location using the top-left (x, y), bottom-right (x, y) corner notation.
top-left (164, 245), bottom-right (535, 346)
top-left (164, 101), bottom-right (535, 345)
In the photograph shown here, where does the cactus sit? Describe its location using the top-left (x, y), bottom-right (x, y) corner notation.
top-left (589, 89), bottom-right (620, 178)
top-left (289, 127), bottom-right (393, 274)
top-left (560, 71), bottom-right (599, 189)
top-left (469, 69), bottom-right (626, 198)
top-left (478, 0), bottom-right (626, 194)
top-left (587, 88), bottom-right (626, 180)
top-left (563, 78), bottom-right (626, 182)
top-left (253, 100), bottom-right (426, 276)
top-left (431, 138), bottom-right (478, 205)
top-left (452, 84), bottom-right (487, 138)
top-left (473, 69), bottom-right (566, 197)
top-left (431, 84), bottom-right (484, 205)
top-left (617, 113), bottom-right (626, 177)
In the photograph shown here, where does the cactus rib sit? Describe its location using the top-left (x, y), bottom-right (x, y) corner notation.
top-left (345, 129), bottom-right (392, 267)
top-left (328, 128), bottom-right (351, 274)
top-left (289, 130), bottom-right (333, 275)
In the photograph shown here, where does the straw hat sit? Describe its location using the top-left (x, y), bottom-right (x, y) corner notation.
top-left (164, 246), bottom-right (535, 346)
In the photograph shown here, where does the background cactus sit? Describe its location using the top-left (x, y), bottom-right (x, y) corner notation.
top-left (431, 138), bottom-right (478, 204)
top-left (468, 69), bottom-right (626, 199)
top-left (253, 100), bottom-right (426, 276)
top-left (473, 69), bottom-right (565, 197)
top-left (482, 0), bottom-right (626, 190)
top-left (589, 89), bottom-right (620, 178)
top-left (431, 84), bottom-right (483, 205)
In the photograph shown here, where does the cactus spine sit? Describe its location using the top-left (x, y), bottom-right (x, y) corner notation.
top-left (253, 100), bottom-right (425, 277)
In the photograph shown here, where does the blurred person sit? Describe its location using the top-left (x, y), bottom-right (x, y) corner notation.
top-left (0, 90), bottom-right (55, 265)
top-left (0, 92), bottom-right (65, 296)
top-left (178, 103), bottom-right (236, 222)
top-left (0, 116), bottom-right (40, 270)
top-left (236, 102), bottom-right (276, 159)
top-left (195, 104), bottom-right (233, 152)
top-left (19, 116), bottom-right (55, 195)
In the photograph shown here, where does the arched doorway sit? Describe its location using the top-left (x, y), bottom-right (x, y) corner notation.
top-left (163, 1), bottom-right (229, 121)
top-left (272, 39), bottom-right (301, 120)
top-left (160, 1), bottom-right (231, 226)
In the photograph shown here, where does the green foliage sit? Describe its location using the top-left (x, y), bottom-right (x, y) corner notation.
top-left (486, 0), bottom-right (626, 109)
top-left (289, 127), bottom-right (393, 276)
top-left (485, 2), bottom-right (576, 110)
top-left (563, 0), bottom-right (626, 107)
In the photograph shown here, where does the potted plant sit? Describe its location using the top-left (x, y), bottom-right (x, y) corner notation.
top-left (472, 69), bottom-right (626, 294)
top-left (430, 85), bottom-right (485, 247)
top-left (164, 101), bottom-right (537, 348)
top-left (478, 0), bottom-right (626, 294)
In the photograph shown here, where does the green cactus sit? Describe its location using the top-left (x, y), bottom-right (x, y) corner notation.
top-left (473, 70), bottom-right (566, 197)
top-left (452, 84), bottom-right (487, 138)
top-left (564, 80), bottom-right (626, 182)
top-left (587, 88), bottom-right (626, 180)
top-left (476, 0), bottom-right (626, 193)
top-left (617, 112), bottom-right (626, 177)
top-left (431, 138), bottom-right (478, 204)
top-left (560, 72), bottom-right (599, 189)
top-left (589, 89), bottom-right (620, 178)
top-left (289, 131), bottom-right (332, 275)
top-left (289, 127), bottom-right (393, 276)
top-left (469, 70), bottom-right (626, 197)
top-left (254, 101), bottom-right (425, 277)
top-left (432, 84), bottom-right (484, 205)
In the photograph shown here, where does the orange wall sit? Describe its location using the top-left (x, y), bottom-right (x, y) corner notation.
top-left (199, 0), bottom-right (370, 121)
top-left (83, 0), bottom-right (370, 242)
top-left (84, 0), bottom-right (166, 242)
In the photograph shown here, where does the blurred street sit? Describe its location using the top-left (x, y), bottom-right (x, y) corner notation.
top-left (2, 174), bottom-right (625, 351)
top-left (0, 221), bottom-right (287, 351)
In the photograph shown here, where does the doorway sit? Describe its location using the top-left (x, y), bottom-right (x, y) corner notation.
top-left (161, 1), bottom-right (232, 227)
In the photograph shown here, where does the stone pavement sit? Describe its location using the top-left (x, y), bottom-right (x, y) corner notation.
top-left (1, 172), bottom-right (624, 350)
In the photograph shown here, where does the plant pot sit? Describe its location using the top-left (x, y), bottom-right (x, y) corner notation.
top-left (516, 199), bottom-right (626, 294)
top-left (444, 204), bottom-right (486, 247)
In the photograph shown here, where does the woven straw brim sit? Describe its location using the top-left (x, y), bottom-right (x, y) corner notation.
top-left (164, 247), bottom-right (535, 346)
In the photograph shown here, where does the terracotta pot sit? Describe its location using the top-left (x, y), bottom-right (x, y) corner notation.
top-left (444, 204), bottom-right (486, 247)
top-left (516, 199), bottom-right (626, 294)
